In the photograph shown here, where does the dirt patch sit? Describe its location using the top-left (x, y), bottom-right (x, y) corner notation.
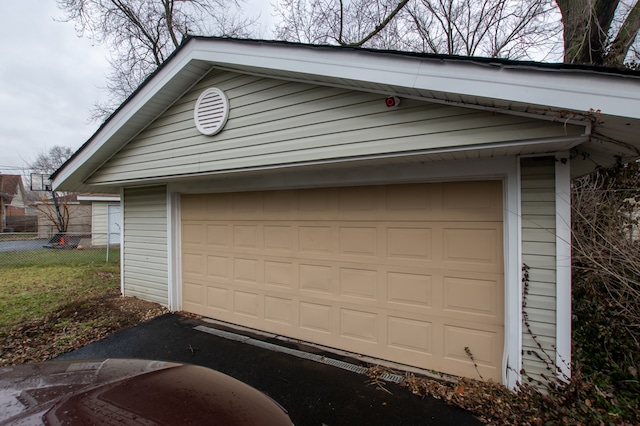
top-left (0, 287), bottom-right (167, 367)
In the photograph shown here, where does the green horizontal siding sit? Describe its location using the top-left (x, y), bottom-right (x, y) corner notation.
top-left (123, 186), bottom-right (168, 306)
top-left (521, 157), bottom-right (557, 385)
top-left (88, 71), bottom-right (583, 184)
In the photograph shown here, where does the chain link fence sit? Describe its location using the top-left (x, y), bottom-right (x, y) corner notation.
top-left (0, 232), bottom-right (120, 267)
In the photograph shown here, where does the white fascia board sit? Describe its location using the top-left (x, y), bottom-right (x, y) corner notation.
top-left (190, 39), bottom-right (640, 120)
top-left (191, 40), bottom-right (419, 89)
top-left (412, 63), bottom-right (640, 120)
top-left (52, 41), bottom-right (205, 191)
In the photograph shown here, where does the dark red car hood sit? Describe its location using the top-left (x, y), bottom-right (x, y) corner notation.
top-left (0, 359), bottom-right (292, 425)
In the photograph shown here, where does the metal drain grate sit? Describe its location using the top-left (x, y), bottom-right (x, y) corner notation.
top-left (194, 325), bottom-right (389, 380)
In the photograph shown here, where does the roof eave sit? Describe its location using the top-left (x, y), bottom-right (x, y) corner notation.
top-left (52, 38), bottom-right (640, 192)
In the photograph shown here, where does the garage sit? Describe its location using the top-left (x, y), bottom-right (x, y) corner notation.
top-left (181, 181), bottom-right (504, 381)
top-left (54, 36), bottom-right (640, 387)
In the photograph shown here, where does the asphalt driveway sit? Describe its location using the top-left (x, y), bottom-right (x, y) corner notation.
top-left (57, 314), bottom-right (484, 426)
top-left (0, 239), bottom-right (48, 252)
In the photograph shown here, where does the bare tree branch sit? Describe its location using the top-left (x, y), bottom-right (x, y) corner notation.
top-left (605, 1), bottom-right (640, 66)
top-left (57, 0), bottom-right (254, 121)
top-left (347, 0), bottom-right (409, 46)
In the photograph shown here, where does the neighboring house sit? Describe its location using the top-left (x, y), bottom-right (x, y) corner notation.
top-left (77, 194), bottom-right (121, 246)
top-left (34, 193), bottom-right (91, 238)
top-left (1, 174), bottom-right (37, 232)
top-left (52, 38), bottom-right (640, 389)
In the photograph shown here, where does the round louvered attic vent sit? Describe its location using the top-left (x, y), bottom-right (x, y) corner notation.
top-left (194, 87), bottom-right (230, 136)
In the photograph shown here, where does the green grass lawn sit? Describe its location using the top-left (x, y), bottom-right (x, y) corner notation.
top-left (0, 248), bottom-right (120, 267)
top-left (0, 252), bottom-right (165, 367)
top-left (0, 261), bottom-right (120, 334)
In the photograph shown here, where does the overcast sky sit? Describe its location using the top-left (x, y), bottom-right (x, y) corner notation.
top-left (0, 1), bottom-right (275, 176)
top-left (0, 2), bottom-right (110, 175)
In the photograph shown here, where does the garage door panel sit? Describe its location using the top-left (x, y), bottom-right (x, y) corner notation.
top-left (207, 286), bottom-right (230, 311)
top-left (386, 183), bottom-right (437, 215)
top-left (386, 271), bottom-right (433, 308)
top-left (232, 192), bottom-right (262, 215)
top-left (181, 195), bottom-right (206, 221)
top-left (443, 275), bottom-right (502, 322)
top-left (207, 224), bottom-right (231, 247)
top-left (299, 263), bottom-right (334, 294)
top-left (233, 224), bottom-right (260, 248)
top-left (442, 226), bottom-right (503, 272)
top-left (264, 295), bottom-right (296, 326)
top-left (441, 181), bottom-right (503, 221)
top-left (298, 189), bottom-right (333, 217)
top-left (234, 290), bottom-right (261, 318)
top-left (386, 227), bottom-right (432, 261)
top-left (299, 225), bottom-right (333, 254)
top-left (338, 186), bottom-right (378, 214)
top-left (263, 190), bottom-right (297, 214)
top-left (183, 223), bottom-right (204, 244)
top-left (340, 308), bottom-right (379, 343)
top-left (387, 316), bottom-right (433, 355)
top-left (183, 253), bottom-right (205, 276)
top-left (233, 257), bottom-right (260, 284)
top-left (182, 182), bottom-right (504, 381)
top-left (339, 267), bottom-right (378, 300)
top-left (339, 226), bottom-right (378, 258)
top-left (443, 323), bottom-right (503, 379)
top-left (300, 301), bottom-right (334, 334)
top-left (183, 282), bottom-right (204, 305)
top-left (264, 260), bottom-right (295, 289)
top-left (206, 254), bottom-right (230, 279)
top-left (264, 225), bottom-right (294, 252)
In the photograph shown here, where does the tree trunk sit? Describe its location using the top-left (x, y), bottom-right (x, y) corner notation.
top-left (556, 0), bottom-right (619, 65)
top-left (604, 1), bottom-right (640, 67)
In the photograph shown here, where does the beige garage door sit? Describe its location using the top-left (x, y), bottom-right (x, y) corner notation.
top-left (182, 182), bottom-right (504, 381)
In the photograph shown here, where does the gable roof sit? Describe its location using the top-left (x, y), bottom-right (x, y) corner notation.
top-left (53, 37), bottom-right (640, 192)
top-left (0, 175), bottom-right (24, 201)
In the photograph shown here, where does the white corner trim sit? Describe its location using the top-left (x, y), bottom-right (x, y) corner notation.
top-left (504, 159), bottom-right (522, 389)
top-left (555, 152), bottom-right (572, 380)
top-left (167, 191), bottom-right (182, 311)
top-left (119, 187), bottom-right (125, 296)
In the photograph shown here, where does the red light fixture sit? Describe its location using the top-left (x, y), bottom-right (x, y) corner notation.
top-left (385, 96), bottom-right (400, 108)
